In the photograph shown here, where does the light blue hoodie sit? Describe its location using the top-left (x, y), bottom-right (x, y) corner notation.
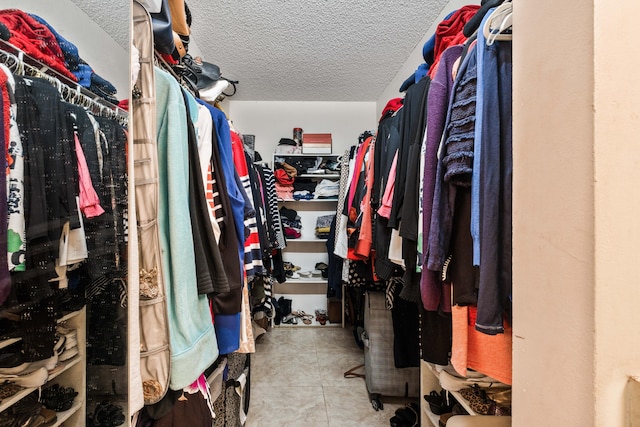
top-left (155, 68), bottom-right (218, 390)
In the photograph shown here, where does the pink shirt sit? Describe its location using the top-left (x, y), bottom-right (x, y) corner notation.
top-left (74, 133), bottom-right (105, 218)
top-left (377, 150), bottom-right (398, 219)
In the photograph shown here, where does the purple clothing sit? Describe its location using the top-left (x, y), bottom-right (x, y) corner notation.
top-left (420, 45), bottom-right (463, 311)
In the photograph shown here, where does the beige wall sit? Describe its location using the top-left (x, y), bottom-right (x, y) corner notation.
top-left (514, 0), bottom-right (640, 425)
top-left (226, 100), bottom-right (377, 157)
top-left (512, 0), bottom-right (596, 424)
top-left (593, 0), bottom-right (640, 425)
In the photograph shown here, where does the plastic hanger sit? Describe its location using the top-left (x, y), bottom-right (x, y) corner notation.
top-left (483, 1), bottom-right (513, 45)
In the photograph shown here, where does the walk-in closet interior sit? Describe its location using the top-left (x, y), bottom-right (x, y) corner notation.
top-left (0, 0), bottom-right (638, 426)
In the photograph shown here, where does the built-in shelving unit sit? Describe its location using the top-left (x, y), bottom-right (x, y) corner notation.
top-left (273, 153), bottom-right (343, 328)
top-left (0, 308), bottom-right (86, 425)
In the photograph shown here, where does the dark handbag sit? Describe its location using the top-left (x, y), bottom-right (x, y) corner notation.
top-left (149, 0), bottom-right (175, 54)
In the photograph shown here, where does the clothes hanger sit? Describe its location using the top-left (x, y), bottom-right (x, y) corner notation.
top-left (0, 43), bottom-right (128, 125)
top-left (483, 1), bottom-right (512, 45)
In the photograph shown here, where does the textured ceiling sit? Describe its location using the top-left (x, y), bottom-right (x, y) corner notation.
top-left (70, 0), bottom-right (451, 102)
top-left (69, 0), bottom-right (130, 49)
top-left (188, 0), bottom-right (450, 101)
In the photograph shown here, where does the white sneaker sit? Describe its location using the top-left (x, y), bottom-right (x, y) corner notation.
top-left (56, 326), bottom-right (77, 349)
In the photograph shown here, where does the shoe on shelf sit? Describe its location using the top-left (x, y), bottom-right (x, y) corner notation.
top-left (41, 384), bottom-right (78, 412)
top-left (58, 346), bottom-right (79, 363)
top-left (292, 311), bottom-right (313, 325)
top-left (0, 382), bottom-right (23, 400)
top-left (24, 353), bottom-right (59, 372)
top-left (53, 334), bottom-right (67, 356)
top-left (315, 309), bottom-right (328, 325)
top-left (56, 325), bottom-right (77, 349)
top-left (0, 366), bottom-right (48, 388)
top-left (0, 352), bottom-right (28, 375)
top-left (282, 262), bottom-right (301, 272)
top-left (40, 407), bottom-right (57, 425)
top-left (281, 314), bottom-right (298, 325)
top-left (3, 391), bottom-right (44, 427)
top-left (424, 389), bottom-right (455, 415)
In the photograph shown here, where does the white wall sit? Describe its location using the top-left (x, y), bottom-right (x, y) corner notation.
top-left (226, 101), bottom-right (377, 157)
top-left (0, 0), bottom-right (130, 98)
top-left (375, 0), bottom-right (477, 116)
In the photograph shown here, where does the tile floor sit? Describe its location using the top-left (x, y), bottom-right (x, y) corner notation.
top-left (245, 325), bottom-right (416, 427)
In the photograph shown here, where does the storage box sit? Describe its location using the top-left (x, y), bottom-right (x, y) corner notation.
top-left (303, 133), bottom-right (332, 154)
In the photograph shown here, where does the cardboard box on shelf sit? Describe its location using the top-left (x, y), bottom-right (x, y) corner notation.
top-left (303, 133), bottom-right (332, 153)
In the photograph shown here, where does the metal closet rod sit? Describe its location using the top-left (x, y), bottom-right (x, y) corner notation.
top-left (0, 39), bottom-right (128, 125)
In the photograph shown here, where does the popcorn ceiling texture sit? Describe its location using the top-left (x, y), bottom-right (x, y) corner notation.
top-left (69, 0), bottom-right (130, 49)
top-left (189, 0), bottom-right (449, 101)
top-left (70, 0), bottom-right (450, 101)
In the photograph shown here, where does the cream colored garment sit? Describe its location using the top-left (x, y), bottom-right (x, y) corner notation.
top-left (194, 104), bottom-right (221, 241)
top-left (237, 277), bottom-right (255, 354)
top-left (388, 226), bottom-right (406, 267)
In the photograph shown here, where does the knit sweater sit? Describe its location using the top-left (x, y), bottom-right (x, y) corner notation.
top-left (421, 45), bottom-right (463, 311)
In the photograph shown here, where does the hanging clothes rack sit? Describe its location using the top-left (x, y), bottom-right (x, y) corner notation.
top-left (0, 39), bottom-right (128, 126)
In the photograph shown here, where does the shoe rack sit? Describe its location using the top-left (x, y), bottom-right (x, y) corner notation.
top-left (0, 308), bottom-right (86, 426)
top-left (273, 153), bottom-right (343, 328)
top-left (420, 361), bottom-right (514, 427)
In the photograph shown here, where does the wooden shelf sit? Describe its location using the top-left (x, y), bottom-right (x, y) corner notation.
top-left (422, 404), bottom-right (441, 427)
top-left (286, 238), bottom-right (328, 243)
top-left (51, 399), bottom-right (83, 427)
top-left (450, 390), bottom-right (477, 416)
top-left (48, 355), bottom-right (82, 382)
top-left (0, 385), bottom-right (36, 413)
top-left (0, 356), bottom-right (82, 413)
